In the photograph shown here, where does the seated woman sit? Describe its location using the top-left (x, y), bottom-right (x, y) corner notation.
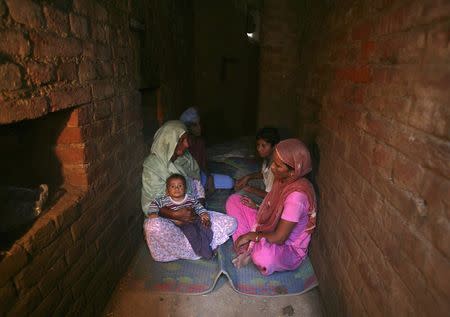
top-left (142, 120), bottom-right (236, 262)
top-left (234, 127), bottom-right (279, 207)
top-left (225, 139), bottom-right (316, 275)
top-left (179, 107), bottom-right (207, 177)
top-left (179, 107), bottom-right (234, 191)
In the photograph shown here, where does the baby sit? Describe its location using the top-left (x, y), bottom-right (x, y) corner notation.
top-left (148, 174), bottom-right (214, 259)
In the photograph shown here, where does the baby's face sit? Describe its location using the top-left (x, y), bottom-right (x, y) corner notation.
top-left (167, 178), bottom-right (186, 199)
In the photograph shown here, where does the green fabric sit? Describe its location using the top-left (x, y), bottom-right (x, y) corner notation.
top-left (141, 120), bottom-right (200, 212)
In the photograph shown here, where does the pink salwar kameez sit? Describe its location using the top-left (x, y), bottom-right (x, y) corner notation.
top-left (226, 192), bottom-right (312, 276)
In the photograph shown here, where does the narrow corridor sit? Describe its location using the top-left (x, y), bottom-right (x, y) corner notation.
top-left (0, 0), bottom-right (448, 316)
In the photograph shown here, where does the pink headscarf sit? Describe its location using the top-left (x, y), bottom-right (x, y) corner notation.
top-left (256, 139), bottom-right (317, 233)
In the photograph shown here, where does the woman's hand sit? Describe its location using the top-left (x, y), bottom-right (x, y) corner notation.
top-left (199, 212), bottom-right (211, 227)
top-left (240, 195), bottom-right (258, 209)
top-left (174, 207), bottom-right (198, 224)
top-left (234, 175), bottom-right (249, 191)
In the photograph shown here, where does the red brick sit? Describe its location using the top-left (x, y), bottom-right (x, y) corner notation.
top-left (360, 41), bottom-right (375, 62)
top-left (91, 22), bottom-right (108, 43)
top-left (92, 80), bottom-right (114, 100)
top-left (371, 170), bottom-right (421, 221)
top-left (94, 2), bottom-right (108, 22)
top-left (96, 61), bottom-right (114, 78)
top-left (0, 29), bottom-right (30, 57)
top-left (0, 63), bottom-right (22, 91)
top-left (0, 1), bottom-right (6, 16)
top-left (392, 155), bottom-right (425, 193)
top-left (0, 96), bottom-right (49, 124)
top-left (49, 86), bottom-right (91, 111)
top-left (14, 231), bottom-right (72, 291)
top-left (363, 112), bottom-right (395, 144)
top-left (71, 259), bottom-right (95, 299)
top-left (111, 114), bottom-right (126, 133)
top-left (6, 287), bottom-right (41, 317)
top-left (372, 142), bottom-right (395, 178)
top-left (373, 2), bottom-right (426, 36)
top-left (57, 126), bottom-right (83, 144)
top-left (78, 61), bottom-right (97, 82)
top-left (82, 41), bottom-right (96, 59)
top-left (365, 95), bottom-right (412, 124)
top-left (70, 208), bottom-right (99, 242)
top-left (94, 99), bottom-right (112, 120)
top-left (30, 287), bottom-right (62, 317)
top-left (421, 0), bottom-right (450, 24)
top-left (6, 0), bottom-right (44, 28)
top-left (335, 66), bottom-right (371, 83)
top-left (57, 62), bottom-right (78, 82)
top-left (26, 61), bottom-right (55, 85)
top-left (64, 238), bottom-right (85, 266)
top-left (390, 127), bottom-right (450, 178)
top-left (424, 21), bottom-right (449, 64)
top-left (65, 295), bottom-right (87, 317)
top-left (73, 0), bottom-right (93, 16)
top-left (69, 13), bottom-right (89, 39)
top-left (421, 245), bottom-right (450, 301)
top-left (31, 31), bottom-right (82, 59)
top-left (37, 258), bottom-right (67, 297)
top-left (433, 103), bottom-right (449, 139)
top-left (55, 144), bottom-right (86, 164)
top-left (66, 104), bottom-right (93, 127)
top-left (52, 292), bottom-right (73, 317)
top-left (376, 31), bottom-right (426, 65)
top-left (43, 5), bottom-right (69, 36)
top-left (18, 217), bottom-right (58, 255)
top-left (0, 244), bottom-right (28, 287)
top-left (74, 119), bottom-right (112, 141)
top-left (62, 244), bottom-right (96, 292)
top-left (43, 194), bottom-right (81, 231)
top-left (63, 166), bottom-right (89, 188)
top-left (0, 282), bottom-right (16, 316)
top-left (420, 172), bottom-right (450, 220)
top-left (419, 217), bottom-right (450, 275)
top-left (352, 21), bottom-right (372, 40)
top-left (381, 206), bottom-right (449, 314)
top-left (85, 261), bottom-right (112, 306)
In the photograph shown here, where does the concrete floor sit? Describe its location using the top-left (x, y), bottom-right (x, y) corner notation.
top-left (103, 242), bottom-right (323, 317)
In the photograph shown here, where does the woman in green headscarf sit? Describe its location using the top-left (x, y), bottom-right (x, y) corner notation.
top-left (142, 120), bottom-right (236, 261)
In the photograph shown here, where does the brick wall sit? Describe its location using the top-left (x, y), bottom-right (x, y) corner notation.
top-left (194, 0), bottom-right (259, 143)
top-left (144, 0), bottom-right (194, 121)
top-left (258, 0), bottom-right (302, 137)
top-left (284, 0), bottom-right (449, 315)
top-left (0, 0), bottom-right (149, 315)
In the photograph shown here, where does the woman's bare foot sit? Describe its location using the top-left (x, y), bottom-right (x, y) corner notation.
top-left (232, 251), bottom-right (251, 269)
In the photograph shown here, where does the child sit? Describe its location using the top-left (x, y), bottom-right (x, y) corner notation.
top-left (147, 174), bottom-right (214, 259)
top-left (234, 127), bottom-right (280, 208)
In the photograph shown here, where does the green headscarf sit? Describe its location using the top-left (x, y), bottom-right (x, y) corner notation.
top-left (141, 120), bottom-right (200, 211)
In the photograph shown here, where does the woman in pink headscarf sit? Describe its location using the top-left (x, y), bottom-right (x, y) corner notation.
top-left (225, 139), bottom-right (317, 275)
